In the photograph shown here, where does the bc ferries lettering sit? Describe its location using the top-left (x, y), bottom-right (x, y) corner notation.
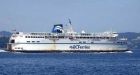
top-left (69, 45), bottom-right (90, 49)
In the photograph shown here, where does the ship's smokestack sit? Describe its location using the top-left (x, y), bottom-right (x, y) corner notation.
top-left (52, 24), bottom-right (63, 33)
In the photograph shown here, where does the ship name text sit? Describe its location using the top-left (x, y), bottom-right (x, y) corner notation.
top-left (69, 45), bottom-right (90, 49)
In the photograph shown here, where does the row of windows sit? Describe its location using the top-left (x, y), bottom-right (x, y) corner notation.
top-left (26, 41), bottom-right (94, 44)
top-left (117, 42), bottom-right (127, 44)
top-left (27, 41), bottom-right (40, 43)
top-left (27, 33), bottom-right (118, 38)
top-left (25, 36), bottom-right (44, 38)
top-left (30, 33), bottom-right (51, 35)
top-left (75, 37), bottom-right (116, 39)
top-left (25, 41), bottom-right (126, 44)
top-left (79, 41), bottom-right (87, 43)
top-left (30, 33), bottom-right (94, 36)
top-left (15, 47), bottom-right (23, 49)
top-left (25, 36), bottom-right (117, 39)
top-left (25, 36), bottom-right (65, 38)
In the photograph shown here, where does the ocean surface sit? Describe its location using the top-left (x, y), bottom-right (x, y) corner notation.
top-left (0, 50), bottom-right (140, 75)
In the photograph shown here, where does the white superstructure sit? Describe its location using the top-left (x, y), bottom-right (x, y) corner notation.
top-left (7, 21), bottom-right (129, 52)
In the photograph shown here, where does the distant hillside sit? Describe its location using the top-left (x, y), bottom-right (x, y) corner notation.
top-left (0, 31), bottom-right (11, 48)
top-left (119, 32), bottom-right (140, 49)
top-left (119, 32), bottom-right (140, 41)
top-left (0, 31), bottom-right (12, 37)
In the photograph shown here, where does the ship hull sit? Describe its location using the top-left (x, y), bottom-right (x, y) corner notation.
top-left (7, 43), bottom-right (129, 52)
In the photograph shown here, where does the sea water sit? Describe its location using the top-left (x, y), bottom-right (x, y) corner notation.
top-left (0, 50), bottom-right (140, 75)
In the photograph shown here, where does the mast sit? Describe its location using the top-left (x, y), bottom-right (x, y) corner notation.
top-left (68, 18), bottom-right (72, 25)
top-left (67, 18), bottom-right (74, 33)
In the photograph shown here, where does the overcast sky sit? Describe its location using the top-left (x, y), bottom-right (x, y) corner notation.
top-left (0, 0), bottom-right (140, 32)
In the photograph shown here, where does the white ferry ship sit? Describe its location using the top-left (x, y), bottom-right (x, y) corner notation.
top-left (7, 20), bottom-right (129, 52)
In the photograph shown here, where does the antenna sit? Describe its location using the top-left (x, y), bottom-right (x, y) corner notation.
top-left (68, 18), bottom-right (72, 25)
top-left (66, 18), bottom-right (75, 33)
top-left (12, 25), bottom-right (17, 34)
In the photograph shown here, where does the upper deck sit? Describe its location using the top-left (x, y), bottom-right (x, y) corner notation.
top-left (11, 31), bottom-right (119, 40)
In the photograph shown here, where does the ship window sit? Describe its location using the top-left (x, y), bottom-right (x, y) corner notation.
top-left (58, 36), bottom-right (64, 38)
top-left (117, 42), bottom-right (123, 44)
top-left (10, 40), bottom-right (15, 43)
top-left (92, 37), bottom-right (95, 39)
top-left (106, 37), bottom-right (109, 39)
top-left (91, 42), bottom-right (94, 44)
top-left (83, 41), bottom-right (86, 43)
top-left (25, 36), bottom-right (27, 38)
top-left (102, 37), bottom-right (105, 39)
top-left (16, 32), bottom-right (19, 34)
top-left (45, 36), bottom-right (48, 38)
top-left (27, 41), bottom-right (30, 43)
top-left (37, 41), bottom-right (40, 42)
top-left (79, 42), bottom-right (82, 43)
top-left (32, 41), bottom-right (35, 43)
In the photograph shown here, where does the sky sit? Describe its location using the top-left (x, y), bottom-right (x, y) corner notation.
top-left (0, 0), bottom-right (140, 32)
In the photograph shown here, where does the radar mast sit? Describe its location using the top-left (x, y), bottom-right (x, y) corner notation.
top-left (66, 19), bottom-right (75, 33)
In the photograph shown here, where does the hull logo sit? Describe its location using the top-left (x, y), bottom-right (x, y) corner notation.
top-left (69, 45), bottom-right (90, 49)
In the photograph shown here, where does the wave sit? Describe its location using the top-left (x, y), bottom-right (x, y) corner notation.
top-left (0, 49), bottom-right (7, 52)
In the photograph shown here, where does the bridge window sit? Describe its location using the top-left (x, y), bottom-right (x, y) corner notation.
top-left (83, 41), bottom-right (86, 43)
top-left (16, 32), bottom-right (19, 34)
top-left (10, 40), bottom-right (15, 43)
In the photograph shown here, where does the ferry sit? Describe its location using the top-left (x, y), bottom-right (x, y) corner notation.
top-left (7, 20), bottom-right (129, 52)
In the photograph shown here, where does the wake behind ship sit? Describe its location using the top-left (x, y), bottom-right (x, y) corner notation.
top-left (7, 20), bottom-right (129, 52)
